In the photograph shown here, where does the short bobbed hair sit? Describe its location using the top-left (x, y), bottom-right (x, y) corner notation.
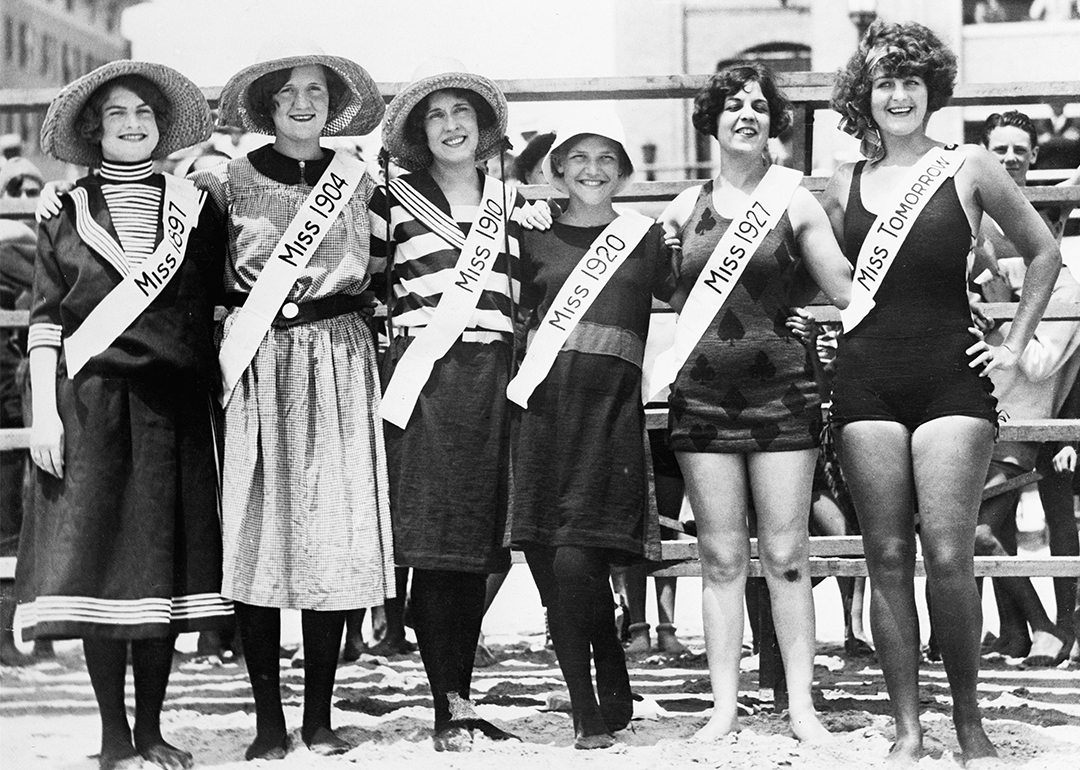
top-left (832, 20), bottom-right (957, 140)
top-left (403, 88), bottom-right (497, 151)
top-left (76, 74), bottom-right (172, 146)
top-left (982, 110), bottom-right (1038, 149)
top-left (247, 65), bottom-right (349, 127)
top-left (691, 62), bottom-right (792, 140)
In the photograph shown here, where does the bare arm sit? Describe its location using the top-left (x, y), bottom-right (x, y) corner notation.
top-left (790, 186), bottom-right (851, 309)
top-left (966, 146), bottom-right (1061, 371)
top-left (820, 162), bottom-right (854, 252)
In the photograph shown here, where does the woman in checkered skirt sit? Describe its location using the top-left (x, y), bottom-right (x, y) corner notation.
top-left (190, 42), bottom-right (394, 759)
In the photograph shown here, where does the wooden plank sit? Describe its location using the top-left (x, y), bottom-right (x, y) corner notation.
top-left (0, 428), bottom-right (30, 451)
top-left (648, 556), bottom-right (1080, 579)
top-left (0, 310), bottom-right (29, 329)
top-left (3, 77), bottom-right (1077, 111)
top-left (999, 418), bottom-right (1080, 442)
top-left (982, 471), bottom-right (1042, 500)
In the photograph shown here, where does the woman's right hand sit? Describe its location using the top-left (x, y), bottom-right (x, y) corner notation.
top-left (36, 181), bottom-right (72, 222)
top-left (30, 409), bottom-right (65, 478)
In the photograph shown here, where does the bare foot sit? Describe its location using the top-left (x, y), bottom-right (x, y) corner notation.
top-left (574, 732), bottom-right (616, 750)
top-left (956, 722), bottom-right (997, 766)
top-left (139, 742), bottom-right (193, 770)
top-left (98, 747), bottom-right (146, 770)
top-left (788, 708), bottom-right (831, 743)
top-left (882, 732), bottom-right (924, 766)
top-left (694, 712), bottom-right (740, 742)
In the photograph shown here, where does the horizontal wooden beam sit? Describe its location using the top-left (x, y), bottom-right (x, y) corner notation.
top-left (648, 556), bottom-right (1080, 578)
top-left (2, 77), bottom-right (1077, 112)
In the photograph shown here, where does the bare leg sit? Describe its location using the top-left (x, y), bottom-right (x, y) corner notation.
top-left (677, 452), bottom-right (750, 741)
top-left (750, 449), bottom-right (830, 742)
top-left (912, 417), bottom-right (997, 764)
top-left (837, 422), bottom-right (922, 764)
top-left (1037, 445), bottom-right (1080, 629)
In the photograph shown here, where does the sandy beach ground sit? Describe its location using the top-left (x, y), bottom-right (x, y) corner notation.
top-left (3, 565), bottom-right (1079, 770)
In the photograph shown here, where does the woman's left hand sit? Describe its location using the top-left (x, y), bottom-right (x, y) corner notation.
top-left (520, 200), bottom-right (553, 230)
top-left (967, 326), bottom-right (1017, 376)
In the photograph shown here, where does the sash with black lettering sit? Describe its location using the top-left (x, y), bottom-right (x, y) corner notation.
top-left (842, 145), bottom-right (965, 332)
top-left (64, 175), bottom-right (203, 377)
top-left (380, 175), bottom-right (512, 428)
top-left (644, 165), bottom-right (803, 401)
top-left (217, 152), bottom-right (365, 405)
top-left (507, 211), bottom-right (653, 408)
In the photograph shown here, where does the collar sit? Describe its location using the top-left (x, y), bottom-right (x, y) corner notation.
top-left (249, 144), bottom-right (336, 186)
top-left (397, 167), bottom-right (489, 219)
top-left (99, 158), bottom-right (154, 183)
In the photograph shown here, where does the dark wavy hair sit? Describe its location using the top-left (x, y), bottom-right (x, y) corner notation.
top-left (981, 110), bottom-right (1038, 148)
top-left (76, 74), bottom-right (172, 145)
top-left (247, 65), bottom-right (349, 127)
top-left (832, 20), bottom-right (957, 140)
top-left (691, 62), bottom-right (792, 140)
top-left (404, 88), bottom-right (497, 150)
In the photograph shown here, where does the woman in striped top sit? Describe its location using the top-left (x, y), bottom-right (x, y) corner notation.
top-left (21, 61), bottom-right (229, 770)
top-left (371, 59), bottom-right (537, 752)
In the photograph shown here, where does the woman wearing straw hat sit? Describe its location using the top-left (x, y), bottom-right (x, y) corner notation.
top-left (191, 42), bottom-right (393, 759)
top-left (508, 107), bottom-right (673, 749)
top-left (21, 60), bottom-right (230, 770)
top-left (372, 58), bottom-right (543, 752)
top-left (645, 62), bottom-right (851, 743)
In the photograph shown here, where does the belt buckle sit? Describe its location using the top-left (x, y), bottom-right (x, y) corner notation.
top-left (281, 301), bottom-right (300, 320)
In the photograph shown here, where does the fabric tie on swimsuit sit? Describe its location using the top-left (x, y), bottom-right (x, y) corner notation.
top-left (644, 164), bottom-right (803, 402)
top-left (842, 145), bottom-right (965, 333)
top-left (63, 175), bottom-right (204, 378)
top-left (217, 151), bottom-right (366, 405)
top-left (380, 175), bottom-right (514, 428)
top-left (507, 211), bottom-right (654, 408)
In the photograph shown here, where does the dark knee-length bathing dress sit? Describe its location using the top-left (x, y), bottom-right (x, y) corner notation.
top-left (668, 181), bottom-right (821, 454)
top-left (511, 220), bottom-right (672, 560)
top-left (17, 161), bottom-right (232, 640)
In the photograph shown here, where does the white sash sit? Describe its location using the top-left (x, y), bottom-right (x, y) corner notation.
top-left (217, 152), bottom-right (366, 405)
top-left (63, 175), bottom-right (204, 378)
top-left (842, 146), bottom-right (965, 332)
top-left (643, 165), bottom-right (803, 401)
top-left (380, 175), bottom-right (513, 428)
top-left (507, 211), bottom-right (653, 408)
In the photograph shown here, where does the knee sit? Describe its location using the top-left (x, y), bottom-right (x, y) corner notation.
top-left (698, 540), bottom-right (749, 585)
top-left (864, 539), bottom-right (914, 579)
top-left (758, 540), bottom-right (808, 583)
top-left (922, 544), bottom-right (974, 582)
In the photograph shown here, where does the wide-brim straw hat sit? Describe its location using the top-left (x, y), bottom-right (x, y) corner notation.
top-left (542, 106), bottom-right (633, 195)
top-left (40, 60), bottom-right (212, 167)
top-left (218, 39), bottom-right (384, 137)
top-left (382, 57), bottom-right (508, 173)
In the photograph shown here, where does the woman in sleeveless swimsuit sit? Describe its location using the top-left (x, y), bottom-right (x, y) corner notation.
top-left (659, 62), bottom-right (851, 743)
top-left (822, 21), bottom-right (1061, 765)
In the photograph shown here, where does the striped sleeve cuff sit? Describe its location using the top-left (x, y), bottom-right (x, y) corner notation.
top-left (27, 323), bottom-right (63, 351)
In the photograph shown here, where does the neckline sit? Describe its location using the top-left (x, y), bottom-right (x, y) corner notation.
top-left (99, 159), bottom-right (154, 183)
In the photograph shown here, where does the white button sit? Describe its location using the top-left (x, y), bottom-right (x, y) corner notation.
top-left (281, 302), bottom-right (299, 319)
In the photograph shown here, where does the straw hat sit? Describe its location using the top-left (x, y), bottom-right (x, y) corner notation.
top-left (40, 60), bottom-right (212, 167)
top-left (217, 39), bottom-right (384, 137)
top-left (382, 57), bottom-right (508, 172)
top-left (542, 106), bottom-right (633, 195)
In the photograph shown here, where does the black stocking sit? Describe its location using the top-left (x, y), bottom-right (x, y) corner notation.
top-left (83, 638), bottom-right (137, 765)
top-left (300, 609), bottom-right (345, 744)
top-left (411, 569), bottom-right (487, 730)
top-left (234, 602), bottom-right (287, 759)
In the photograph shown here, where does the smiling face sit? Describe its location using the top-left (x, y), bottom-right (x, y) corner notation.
top-left (716, 80), bottom-right (770, 156)
top-left (554, 134), bottom-right (626, 207)
top-left (270, 64), bottom-right (330, 143)
top-left (869, 72), bottom-right (929, 138)
top-left (986, 124), bottom-right (1038, 185)
top-left (422, 89), bottom-right (480, 169)
top-left (98, 86), bottom-right (160, 163)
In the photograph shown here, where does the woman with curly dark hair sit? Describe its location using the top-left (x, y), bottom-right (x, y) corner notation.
top-left (822, 20), bottom-right (1060, 764)
top-left (647, 62), bottom-right (850, 742)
